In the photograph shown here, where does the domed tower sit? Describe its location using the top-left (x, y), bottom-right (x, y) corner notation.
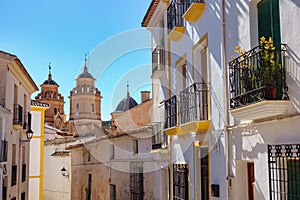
top-left (35, 64), bottom-right (65, 128)
top-left (68, 60), bottom-right (102, 135)
top-left (111, 83), bottom-right (138, 128)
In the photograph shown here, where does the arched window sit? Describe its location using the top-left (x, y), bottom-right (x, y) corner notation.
top-left (81, 85), bottom-right (84, 93)
top-left (54, 108), bottom-right (57, 115)
top-left (53, 92), bottom-right (56, 98)
top-left (87, 85), bottom-right (90, 93)
top-left (45, 91), bottom-right (48, 98)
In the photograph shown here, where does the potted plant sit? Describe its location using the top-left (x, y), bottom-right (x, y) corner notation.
top-left (259, 36), bottom-right (282, 99)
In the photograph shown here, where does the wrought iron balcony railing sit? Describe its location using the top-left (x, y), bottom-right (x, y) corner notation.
top-left (0, 140), bottom-right (7, 162)
top-left (185, 0), bottom-right (205, 8)
top-left (179, 83), bottom-right (208, 124)
top-left (229, 44), bottom-right (289, 109)
top-left (164, 82), bottom-right (209, 129)
top-left (152, 46), bottom-right (165, 74)
top-left (13, 104), bottom-right (23, 125)
top-left (167, 0), bottom-right (187, 32)
top-left (152, 122), bottom-right (168, 150)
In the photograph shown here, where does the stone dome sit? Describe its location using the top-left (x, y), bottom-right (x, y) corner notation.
top-left (77, 66), bottom-right (95, 79)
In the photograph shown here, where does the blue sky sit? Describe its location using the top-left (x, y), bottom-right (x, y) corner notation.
top-left (0, 0), bottom-right (152, 120)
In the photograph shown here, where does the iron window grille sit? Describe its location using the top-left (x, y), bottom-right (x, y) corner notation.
top-left (152, 46), bottom-right (165, 74)
top-left (229, 44), bottom-right (288, 109)
top-left (173, 164), bottom-right (189, 200)
top-left (152, 122), bottom-right (168, 150)
top-left (130, 162), bottom-right (144, 200)
top-left (268, 144), bottom-right (300, 200)
top-left (179, 82), bottom-right (208, 125)
top-left (13, 104), bottom-right (23, 125)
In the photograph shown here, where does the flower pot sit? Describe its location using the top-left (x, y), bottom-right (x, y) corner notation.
top-left (264, 86), bottom-right (277, 100)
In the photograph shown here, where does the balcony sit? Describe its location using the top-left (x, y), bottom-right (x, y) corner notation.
top-left (179, 83), bottom-right (210, 132)
top-left (152, 122), bottom-right (168, 150)
top-left (167, 0), bottom-right (186, 41)
top-left (229, 44), bottom-right (289, 121)
top-left (152, 46), bottom-right (165, 79)
top-left (183, 0), bottom-right (205, 22)
top-left (164, 83), bottom-right (210, 136)
top-left (13, 104), bottom-right (23, 129)
top-left (0, 140), bottom-right (8, 162)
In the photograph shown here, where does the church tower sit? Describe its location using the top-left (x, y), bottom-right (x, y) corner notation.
top-left (68, 59), bottom-right (102, 135)
top-left (35, 64), bottom-right (65, 129)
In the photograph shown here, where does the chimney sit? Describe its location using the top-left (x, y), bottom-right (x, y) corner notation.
top-left (141, 91), bottom-right (150, 103)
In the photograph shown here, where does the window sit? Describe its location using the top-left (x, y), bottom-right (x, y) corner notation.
top-left (268, 144), bottom-right (300, 199)
top-left (87, 85), bottom-right (90, 93)
top-left (76, 103), bottom-right (79, 116)
top-left (87, 174), bottom-right (92, 200)
top-left (182, 64), bottom-right (187, 89)
top-left (110, 144), bottom-right (115, 160)
top-left (11, 144), bottom-right (17, 186)
top-left (14, 84), bottom-right (18, 104)
top-left (110, 184), bottom-right (116, 200)
top-left (173, 164), bottom-right (189, 200)
top-left (21, 192), bottom-right (25, 200)
top-left (133, 140), bottom-right (138, 154)
top-left (130, 162), bottom-right (143, 200)
top-left (82, 85), bottom-right (84, 93)
top-left (91, 103), bottom-right (94, 113)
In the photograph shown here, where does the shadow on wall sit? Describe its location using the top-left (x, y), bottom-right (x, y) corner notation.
top-left (291, 0), bottom-right (300, 7)
top-left (285, 45), bottom-right (300, 113)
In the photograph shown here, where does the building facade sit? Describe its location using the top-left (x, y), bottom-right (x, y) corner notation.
top-left (28, 101), bottom-right (49, 200)
top-left (0, 51), bottom-right (38, 200)
top-left (226, 0), bottom-right (300, 199)
top-left (69, 89), bottom-right (169, 200)
top-left (143, 0), bottom-right (300, 199)
top-left (143, 0), bottom-right (227, 199)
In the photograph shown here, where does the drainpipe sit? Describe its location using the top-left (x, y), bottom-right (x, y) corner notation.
top-left (221, 0), bottom-right (231, 199)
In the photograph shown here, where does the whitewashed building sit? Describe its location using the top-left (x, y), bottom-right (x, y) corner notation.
top-left (143, 0), bottom-right (300, 199)
top-left (142, 0), bottom-right (227, 199)
top-left (0, 50), bottom-right (38, 200)
top-left (226, 0), bottom-right (300, 200)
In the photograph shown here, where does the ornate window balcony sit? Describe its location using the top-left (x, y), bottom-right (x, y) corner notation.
top-left (164, 83), bottom-right (210, 136)
top-left (179, 82), bottom-right (210, 133)
top-left (152, 122), bottom-right (168, 150)
top-left (13, 104), bottom-right (23, 129)
top-left (183, 0), bottom-right (205, 22)
top-left (167, 0), bottom-right (186, 41)
top-left (229, 44), bottom-right (289, 121)
top-left (152, 46), bottom-right (165, 79)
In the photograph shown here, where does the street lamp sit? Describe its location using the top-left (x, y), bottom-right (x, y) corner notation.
top-left (61, 166), bottom-right (69, 178)
top-left (20, 129), bottom-right (33, 142)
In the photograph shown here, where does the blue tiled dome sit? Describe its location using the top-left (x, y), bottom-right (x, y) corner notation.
top-left (115, 95), bottom-right (138, 112)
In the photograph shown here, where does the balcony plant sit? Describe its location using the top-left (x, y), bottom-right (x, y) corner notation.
top-left (259, 36), bottom-right (282, 99)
